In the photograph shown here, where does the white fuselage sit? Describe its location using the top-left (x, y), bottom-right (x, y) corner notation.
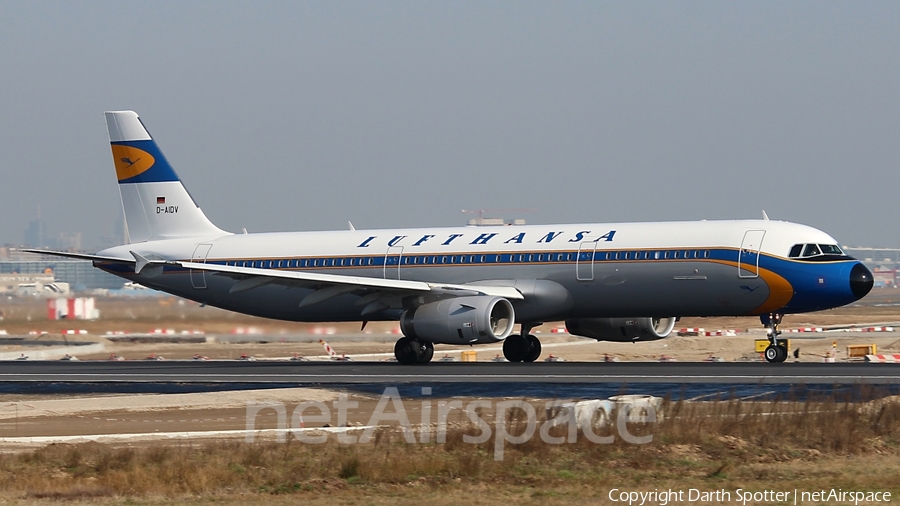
top-left (96, 218), bottom-right (863, 323)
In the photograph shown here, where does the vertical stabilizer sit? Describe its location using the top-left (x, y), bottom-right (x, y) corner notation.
top-left (105, 111), bottom-right (228, 243)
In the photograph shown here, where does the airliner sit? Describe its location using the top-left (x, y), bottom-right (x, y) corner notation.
top-left (26, 111), bottom-right (873, 365)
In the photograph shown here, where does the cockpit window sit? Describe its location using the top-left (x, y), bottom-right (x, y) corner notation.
top-left (790, 243), bottom-right (846, 259)
top-left (802, 244), bottom-right (822, 257)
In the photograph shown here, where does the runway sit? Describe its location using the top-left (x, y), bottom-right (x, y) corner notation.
top-left (1, 361), bottom-right (900, 385)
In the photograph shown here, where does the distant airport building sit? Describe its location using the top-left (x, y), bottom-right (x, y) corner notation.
top-left (0, 273), bottom-right (69, 297)
top-left (844, 247), bottom-right (900, 288)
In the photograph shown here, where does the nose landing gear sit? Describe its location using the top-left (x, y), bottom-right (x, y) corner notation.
top-left (761, 313), bottom-right (788, 363)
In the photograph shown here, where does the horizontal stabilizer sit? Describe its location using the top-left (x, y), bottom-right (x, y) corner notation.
top-left (18, 249), bottom-right (135, 265)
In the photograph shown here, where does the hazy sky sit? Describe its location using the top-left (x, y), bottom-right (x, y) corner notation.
top-left (1, 2), bottom-right (897, 249)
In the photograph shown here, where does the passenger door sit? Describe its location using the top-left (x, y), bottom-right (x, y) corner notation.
top-left (190, 243), bottom-right (213, 289)
top-left (576, 241), bottom-right (596, 281)
top-left (738, 230), bottom-right (765, 278)
top-left (384, 246), bottom-right (403, 280)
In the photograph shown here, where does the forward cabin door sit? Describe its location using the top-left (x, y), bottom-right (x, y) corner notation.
top-left (190, 243), bottom-right (213, 289)
top-left (738, 230), bottom-right (765, 279)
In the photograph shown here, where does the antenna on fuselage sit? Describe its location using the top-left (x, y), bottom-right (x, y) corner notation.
top-left (761, 210), bottom-right (770, 221)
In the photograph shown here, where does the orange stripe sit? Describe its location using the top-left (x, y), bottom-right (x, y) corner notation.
top-left (707, 260), bottom-right (794, 314)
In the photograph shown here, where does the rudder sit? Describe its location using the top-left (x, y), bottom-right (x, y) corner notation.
top-left (105, 111), bottom-right (227, 243)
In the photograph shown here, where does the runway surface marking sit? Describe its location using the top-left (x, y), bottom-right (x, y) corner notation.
top-left (0, 426), bottom-right (376, 445)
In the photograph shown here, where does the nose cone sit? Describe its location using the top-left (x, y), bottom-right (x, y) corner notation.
top-left (850, 263), bottom-right (873, 300)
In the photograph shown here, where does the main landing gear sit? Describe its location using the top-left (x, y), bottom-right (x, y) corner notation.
top-left (761, 313), bottom-right (788, 363)
top-left (502, 324), bottom-right (542, 363)
top-left (394, 337), bottom-right (434, 365)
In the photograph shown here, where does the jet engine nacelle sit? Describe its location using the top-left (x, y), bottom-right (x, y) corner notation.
top-left (565, 317), bottom-right (677, 342)
top-left (400, 296), bottom-right (515, 345)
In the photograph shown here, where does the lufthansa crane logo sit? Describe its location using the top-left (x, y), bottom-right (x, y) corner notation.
top-left (111, 145), bottom-right (155, 181)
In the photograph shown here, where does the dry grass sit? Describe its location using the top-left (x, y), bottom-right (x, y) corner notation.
top-left (0, 393), bottom-right (899, 504)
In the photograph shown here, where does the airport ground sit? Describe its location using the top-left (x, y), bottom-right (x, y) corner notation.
top-left (0, 290), bottom-right (899, 503)
top-left (1, 289), bottom-right (899, 363)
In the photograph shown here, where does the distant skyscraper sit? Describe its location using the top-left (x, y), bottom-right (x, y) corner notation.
top-left (24, 217), bottom-right (47, 248)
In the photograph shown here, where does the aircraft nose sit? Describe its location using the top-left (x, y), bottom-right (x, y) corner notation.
top-left (850, 263), bottom-right (873, 300)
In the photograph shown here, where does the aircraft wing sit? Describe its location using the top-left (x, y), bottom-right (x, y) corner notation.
top-left (17, 248), bottom-right (524, 307)
top-left (176, 260), bottom-right (524, 305)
